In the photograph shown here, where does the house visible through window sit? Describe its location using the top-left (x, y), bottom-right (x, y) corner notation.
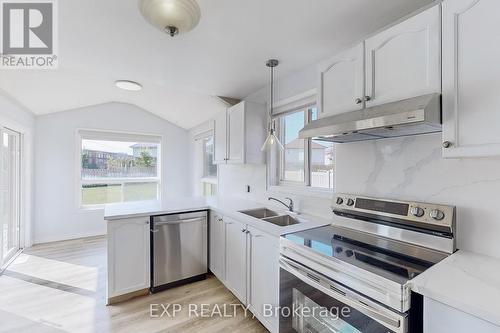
top-left (281, 110), bottom-right (306, 183)
top-left (277, 106), bottom-right (334, 189)
top-left (201, 135), bottom-right (217, 196)
top-left (79, 131), bottom-right (161, 207)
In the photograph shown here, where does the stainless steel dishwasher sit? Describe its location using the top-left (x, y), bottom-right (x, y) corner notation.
top-left (150, 211), bottom-right (208, 293)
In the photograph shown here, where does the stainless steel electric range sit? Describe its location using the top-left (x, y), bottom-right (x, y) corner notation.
top-left (279, 194), bottom-right (456, 333)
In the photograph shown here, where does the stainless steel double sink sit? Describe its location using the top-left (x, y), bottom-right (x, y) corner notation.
top-left (238, 208), bottom-right (300, 227)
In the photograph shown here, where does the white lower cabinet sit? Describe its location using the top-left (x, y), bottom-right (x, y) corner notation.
top-left (106, 217), bottom-right (150, 302)
top-left (210, 212), bottom-right (280, 333)
top-left (424, 297), bottom-right (500, 333)
top-left (209, 211), bottom-right (225, 281)
top-left (224, 216), bottom-right (248, 304)
top-left (247, 226), bottom-right (280, 333)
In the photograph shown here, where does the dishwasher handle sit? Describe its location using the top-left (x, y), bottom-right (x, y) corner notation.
top-left (152, 217), bottom-right (206, 229)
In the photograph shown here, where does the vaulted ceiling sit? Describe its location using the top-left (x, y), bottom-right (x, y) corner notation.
top-left (0, 0), bottom-right (433, 129)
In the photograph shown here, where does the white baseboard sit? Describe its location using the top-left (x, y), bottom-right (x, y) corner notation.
top-left (33, 231), bottom-right (106, 246)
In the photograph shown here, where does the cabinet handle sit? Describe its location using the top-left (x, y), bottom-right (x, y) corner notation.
top-left (442, 141), bottom-right (452, 149)
top-left (364, 96), bottom-right (372, 102)
top-left (355, 98), bottom-right (363, 105)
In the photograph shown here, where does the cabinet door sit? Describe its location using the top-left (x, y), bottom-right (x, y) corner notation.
top-left (214, 110), bottom-right (227, 164)
top-left (319, 43), bottom-right (365, 117)
top-left (424, 297), bottom-right (500, 333)
top-left (248, 226), bottom-right (280, 333)
top-left (227, 102), bottom-right (245, 163)
top-left (107, 217), bottom-right (150, 299)
top-left (442, 0), bottom-right (500, 158)
top-left (224, 217), bottom-right (247, 303)
top-left (365, 5), bottom-right (441, 107)
top-left (209, 211), bottom-right (225, 281)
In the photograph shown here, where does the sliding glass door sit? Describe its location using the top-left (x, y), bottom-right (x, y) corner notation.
top-left (0, 127), bottom-right (21, 267)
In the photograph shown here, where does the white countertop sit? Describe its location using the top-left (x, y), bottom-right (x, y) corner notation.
top-left (411, 250), bottom-right (500, 327)
top-left (104, 197), bottom-right (209, 220)
top-left (104, 196), bottom-right (332, 236)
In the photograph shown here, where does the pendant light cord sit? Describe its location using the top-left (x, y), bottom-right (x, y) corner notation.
top-left (265, 59), bottom-right (279, 132)
top-left (270, 65), bottom-right (274, 130)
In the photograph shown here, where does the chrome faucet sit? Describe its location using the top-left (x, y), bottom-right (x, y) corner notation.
top-left (268, 197), bottom-right (294, 212)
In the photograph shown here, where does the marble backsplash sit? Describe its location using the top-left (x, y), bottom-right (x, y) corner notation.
top-left (336, 132), bottom-right (500, 258)
top-left (218, 132), bottom-right (500, 259)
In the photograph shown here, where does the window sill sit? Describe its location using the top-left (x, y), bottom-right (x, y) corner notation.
top-left (268, 185), bottom-right (334, 199)
top-left (78, 205), bottom-right (105, 212)
top-left (201, 177), bottom-right (217, 185)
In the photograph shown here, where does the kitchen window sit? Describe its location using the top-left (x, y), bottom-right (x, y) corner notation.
top-left (275, 106), bottom-right (334, 190)
top-left (78, 130), bottom-right (162, 208)
top-left (198, 132), bottom-right (217, 197)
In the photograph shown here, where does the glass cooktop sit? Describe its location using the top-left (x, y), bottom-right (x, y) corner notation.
top-left (282, 225), bottom-right (441, 284)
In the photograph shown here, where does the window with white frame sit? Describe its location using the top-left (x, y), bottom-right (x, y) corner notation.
top-left (275, 105), bottom-right (334, 189)
top-left (200, 134), bottom-right (217, 196)
top-left (78, 130), bottom-right (161, 207)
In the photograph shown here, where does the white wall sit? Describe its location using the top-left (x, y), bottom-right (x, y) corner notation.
top-left (34, 102), bottom-right (190, 244)
top-left (0, 90), bottom-right (35, 247)
top-left (245, 63), bottom-right (317, 105)
top-left (0, 91), bottom-right (36, 129)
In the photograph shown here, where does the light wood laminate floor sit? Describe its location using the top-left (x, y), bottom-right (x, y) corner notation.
top-left (0, 237), bottom-right (268, 333)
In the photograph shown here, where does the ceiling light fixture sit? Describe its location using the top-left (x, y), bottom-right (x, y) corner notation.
top-left (261, 59), bottom-right (284, 152)
top-left (115, 80), bottom-right (143, 91)
top-left (139, 0), bottom-right (201, 37)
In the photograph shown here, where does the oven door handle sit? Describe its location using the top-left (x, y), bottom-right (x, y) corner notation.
top-left (279, 257), bottom-right (405, 333)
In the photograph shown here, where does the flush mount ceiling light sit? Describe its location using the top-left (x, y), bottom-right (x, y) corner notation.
top-left (139, 0), bottom-right (201, 37)
top-left (261, 59), bottom-right (284, 152)
top-left (115, 80), bottom-right (143, 91)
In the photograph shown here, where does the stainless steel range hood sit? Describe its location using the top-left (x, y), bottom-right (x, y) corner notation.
top-left (299, 93), bottom-right (441, 143)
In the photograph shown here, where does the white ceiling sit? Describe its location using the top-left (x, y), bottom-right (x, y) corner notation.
top-left (0, 0), bottom-right (434, 129)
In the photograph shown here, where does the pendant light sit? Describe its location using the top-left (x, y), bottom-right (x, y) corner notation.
top-left (139, 0), bottom-right (201, 37)
top-left (261, 59), bottom-right (284, 152)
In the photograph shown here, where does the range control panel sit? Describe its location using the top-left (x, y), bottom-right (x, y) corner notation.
top-left (333, 193), bottom-right (455, 231)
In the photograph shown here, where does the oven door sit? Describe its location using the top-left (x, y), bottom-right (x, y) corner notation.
top-left (279, 256), bottom-right (408, 333)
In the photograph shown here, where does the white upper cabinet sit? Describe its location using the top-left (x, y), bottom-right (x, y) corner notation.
top-left (319, 43), bottom-right (365, 117)
top-left (227, 102), bottom-right (245, 163)
top-left (442, 0), bottom-right (500, 158)
top-left (213, 101), bottom-right (266, 164)
top-left (365, 5), bottom-right (441, 107)
top-left (214, 110), bottom-right (227, 164)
